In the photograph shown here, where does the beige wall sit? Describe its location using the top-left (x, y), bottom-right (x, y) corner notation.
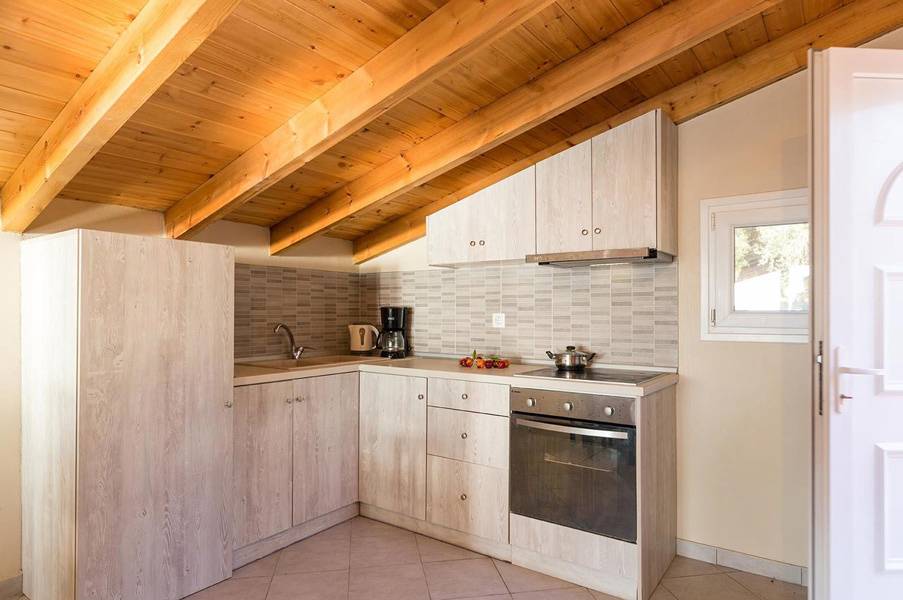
top-left (676, 72), bottom-right (810, 567)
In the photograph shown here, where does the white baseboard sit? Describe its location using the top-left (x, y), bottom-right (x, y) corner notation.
top-left (676, 539), bottom-right (807, 586)
top-left (0, 574), bottom-right (22, 599)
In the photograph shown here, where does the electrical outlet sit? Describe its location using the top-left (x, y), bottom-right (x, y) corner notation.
top-left (492, 313), bottom-right (505, 328)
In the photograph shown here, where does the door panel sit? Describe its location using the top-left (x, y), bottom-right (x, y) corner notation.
top-left (293, 373), bottom-right (360, 525)
top-left (76, 233), bottom-right (234, 599)
top-left (813, 47), bottom-right (903, 599)
top-left (233, 382), bottom-right (294, 549)
top-left (592, 111), bottom-right (657, 251)
top-left (359, 373), bottom-right (427, 520)
top-left (536, 140), bottom-right (593, 254)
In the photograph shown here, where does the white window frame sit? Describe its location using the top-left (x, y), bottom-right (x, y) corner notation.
top-left (700, 188), bottom-right (810, 343)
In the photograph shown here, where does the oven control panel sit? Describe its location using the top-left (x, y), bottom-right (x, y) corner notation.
top-left (510, 387), bottom-right (636, 426)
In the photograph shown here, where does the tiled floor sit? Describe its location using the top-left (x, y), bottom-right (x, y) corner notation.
top-left (172, 517), bottom-right (807, 600)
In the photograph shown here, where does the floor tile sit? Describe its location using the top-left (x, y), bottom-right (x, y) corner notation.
top-left (493, 559), bottom-right (575, 593)
top-left (316, 520), bottom-right (352, 541)
top-left (275, 530), bottom-right (351, 575)
top-left (266, 569), bottom-right (348, 600)
top-left (349, 530), bottom-right (421, 568)
top-left (649, 587), bottom-right (679, 600)
top-left (423, 557), bottom-right (509, 600)
top-left (416, 533), bottom-right (482, 562)
top-left (663, 556), bottom-right (723, 579)
top-left (185, 576), bottom-right (270, 600)
top-left (589, 589), bottom-right (625, 600)
top-left (350, 516), bottom-right (408, 538)
top-left (233, 552), bottom-right (280, 579)
top-left (661, 573), bottom-right (759, 600)
top-left (512, 588), bottom-right (595, 600)
top-left (349, 563), bottom-right (430, 600)
top-left (727, 571), bottom-right (807, 599)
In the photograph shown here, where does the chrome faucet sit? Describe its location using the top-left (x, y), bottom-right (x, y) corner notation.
top-left (274, 323), bottom-right (313, 359)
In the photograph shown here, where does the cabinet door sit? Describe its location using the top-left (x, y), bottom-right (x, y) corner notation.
top-left (592, 111), bottom-right (657, 250)
top-left (471, 166), bottom-right (536, 262)
top-left (76, 232), bottom-right (235, 599)
top-left (293, 373), bottom-right (360, 525)
top-left (536, 140), bottom-right (593, 253)
top-left (359, 372), bottom-right (427, 520)
top-left (428, 200), bottom-right (471, 266)
top-left (233, 381), bottom-right (294, 549)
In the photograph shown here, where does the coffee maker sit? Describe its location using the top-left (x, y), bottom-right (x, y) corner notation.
top-left (377, 306), bottom-right (408, 359)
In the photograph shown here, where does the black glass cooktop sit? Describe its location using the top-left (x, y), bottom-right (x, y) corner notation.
top-left (513, 367), bottom-right (667, 385)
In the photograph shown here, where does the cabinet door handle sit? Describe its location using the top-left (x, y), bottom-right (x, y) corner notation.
top-left (581, 229), bottom-right (589, 235)
top-left (295, 397), bottom-right (305, 403)
top-left (225, 401), bottom-right (233, 409)
top-left (286, 398), bottom-right (293, 404)
top-left (417, 394), bottom-right (424, 400)
top-left (461, 432), bottom-right (468, 440)
top-left (594, 227), bottom-right (601, 234)
top-left (469, 240), bottom-right (476, 246)
top-left (479, 240), bottom-right (485, 246)
top-left (460, 493), bottom-right (467, 501)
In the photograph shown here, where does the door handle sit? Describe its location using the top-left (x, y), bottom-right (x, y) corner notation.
top-left (834, 346), bottom-right (886, 413)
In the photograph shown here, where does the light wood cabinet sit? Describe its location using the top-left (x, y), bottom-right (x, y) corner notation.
top-left (535, 109), bottom-right (677, 256)
top-left (427, 166), bottom-right (535, 266)
top-left (21, 230), bottom-right (234, 600)
top-left (233, 381), bottom-right (294, 549)
top-left (535, 140), bottom-right (593, 254)
top-left (592, 109), bottom-right (677, 255)
top-left (292, 373), bottom-right (360, 525)
top-left (359, 372), bottom-right (427, 520)
top-left (427, 407), bottom-right (509, 470)
top-left (427, 455), bottom-right (509, 544)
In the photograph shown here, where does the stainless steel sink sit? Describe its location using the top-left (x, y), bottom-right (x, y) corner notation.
top-left (239, 355), bottom-right (382, 370)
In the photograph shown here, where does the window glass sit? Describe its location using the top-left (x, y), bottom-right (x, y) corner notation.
top-left (733, 222), bottom-right (810, 312)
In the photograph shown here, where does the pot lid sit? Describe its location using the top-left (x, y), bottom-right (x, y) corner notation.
top-left (553, 345), bottom-right (593, 358)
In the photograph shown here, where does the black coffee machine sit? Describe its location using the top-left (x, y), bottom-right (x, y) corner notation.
top-left (377, 306), bottom-right (408, 359)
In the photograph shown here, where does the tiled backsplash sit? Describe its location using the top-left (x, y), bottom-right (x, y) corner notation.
top-left (235, 264), bottom-right (361, 359)
top-left (235, 261), bottom-right (678, 368)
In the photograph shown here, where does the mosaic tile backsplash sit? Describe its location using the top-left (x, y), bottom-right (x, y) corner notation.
top-left (235, 261), bottom-right (678, 368)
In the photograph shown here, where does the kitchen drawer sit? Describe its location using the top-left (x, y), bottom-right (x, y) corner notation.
top-left (428, 378), bottom-right (509, 416)
top-left (428, 406), bottom-right (509, 469)
top-left (427, 455), bottom-right (509, 544)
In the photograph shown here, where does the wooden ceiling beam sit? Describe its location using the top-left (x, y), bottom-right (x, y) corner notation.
top-left (0, 0), bottom-right (242, 233)
top-left (270, 0), bottom-right (779, 255)
top-left (162, 0), bottom-right (558, 240)
top-left (350, 0), bottom-right (903, 264)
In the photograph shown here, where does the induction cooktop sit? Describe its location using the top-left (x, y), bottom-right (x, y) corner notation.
top-left (513, 367), bottom-right (668, 386)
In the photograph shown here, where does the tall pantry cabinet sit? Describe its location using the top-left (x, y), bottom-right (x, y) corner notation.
top-left (21, 230), bottom-right (235, 600)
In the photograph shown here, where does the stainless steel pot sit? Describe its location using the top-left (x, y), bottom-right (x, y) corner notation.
top-left (546, 346), bottom-right (596, 371)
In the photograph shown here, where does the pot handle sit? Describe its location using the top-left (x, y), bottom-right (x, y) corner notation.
top-left (546, 350), bottom-right (556, 360)
top-left (586, 352), bottom-right (596, 361)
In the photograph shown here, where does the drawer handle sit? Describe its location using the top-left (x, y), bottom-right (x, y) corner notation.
top-left (225, 401), bottom-right (233, 409)
top-left (460, 493), bottom-right (467, 501)
top-left (461, 393), bottom-right (468, 400)
top-left (461, 432), bottom-right (468, 439)
top-left (417, 394), bottom-right (424, 400)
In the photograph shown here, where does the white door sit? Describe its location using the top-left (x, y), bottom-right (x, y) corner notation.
top-left (812, 47), bottom-right (903, 599)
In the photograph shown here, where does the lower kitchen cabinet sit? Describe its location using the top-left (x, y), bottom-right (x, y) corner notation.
top-left (293, 373), bottom-right (360, 524)
top-left (427, 455), bottom-right (509, 544)
top-left (233, 381), bottom-right (294, 549)
top-left (359, 372), bottom-right (427, 520)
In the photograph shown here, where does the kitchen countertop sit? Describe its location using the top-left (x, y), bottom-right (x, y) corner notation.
top-left (235, 356), bottom-right (677, 396)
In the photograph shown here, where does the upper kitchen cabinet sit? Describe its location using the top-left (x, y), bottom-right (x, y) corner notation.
top-left (21, 231), bottom-right (234, 600)
top-left (427, 166), bottom-right (536, 266)
top-left (535, 110), bottom-right (678, 257)
top-left (536, 140), bottom-right (593, 254)
top-left (592, 110), bottom-right (677, 256)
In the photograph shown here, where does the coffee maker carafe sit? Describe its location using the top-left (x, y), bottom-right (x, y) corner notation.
top-left (378, 306), bottom-right (408, 359)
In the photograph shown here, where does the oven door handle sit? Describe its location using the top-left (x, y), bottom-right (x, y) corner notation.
top-left (515, 418), bottom-right (629, 440)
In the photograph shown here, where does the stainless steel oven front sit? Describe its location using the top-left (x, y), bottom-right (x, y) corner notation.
top-left (509, 387), bottom-right (637, 543)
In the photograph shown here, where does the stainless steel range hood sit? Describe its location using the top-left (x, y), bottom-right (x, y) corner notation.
top-left (525, 247), bottom-right (674, 267)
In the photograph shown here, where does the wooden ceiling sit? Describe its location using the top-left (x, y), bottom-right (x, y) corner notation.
top-left (2, 0), bottom-right (902, 261)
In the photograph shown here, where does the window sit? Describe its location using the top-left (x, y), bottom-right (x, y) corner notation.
top-left (701, 189), bottom-right (810, 343)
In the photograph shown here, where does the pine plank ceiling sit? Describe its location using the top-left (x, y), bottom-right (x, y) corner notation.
top-left (1, 0), bottom-right (902, 261)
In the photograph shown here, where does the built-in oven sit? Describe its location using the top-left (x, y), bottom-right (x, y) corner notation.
top-left (509, 387), bottom-right (637, 543)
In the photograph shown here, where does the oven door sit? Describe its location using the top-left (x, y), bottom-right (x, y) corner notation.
top-left (510, 412), bottom-right (637, 543)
